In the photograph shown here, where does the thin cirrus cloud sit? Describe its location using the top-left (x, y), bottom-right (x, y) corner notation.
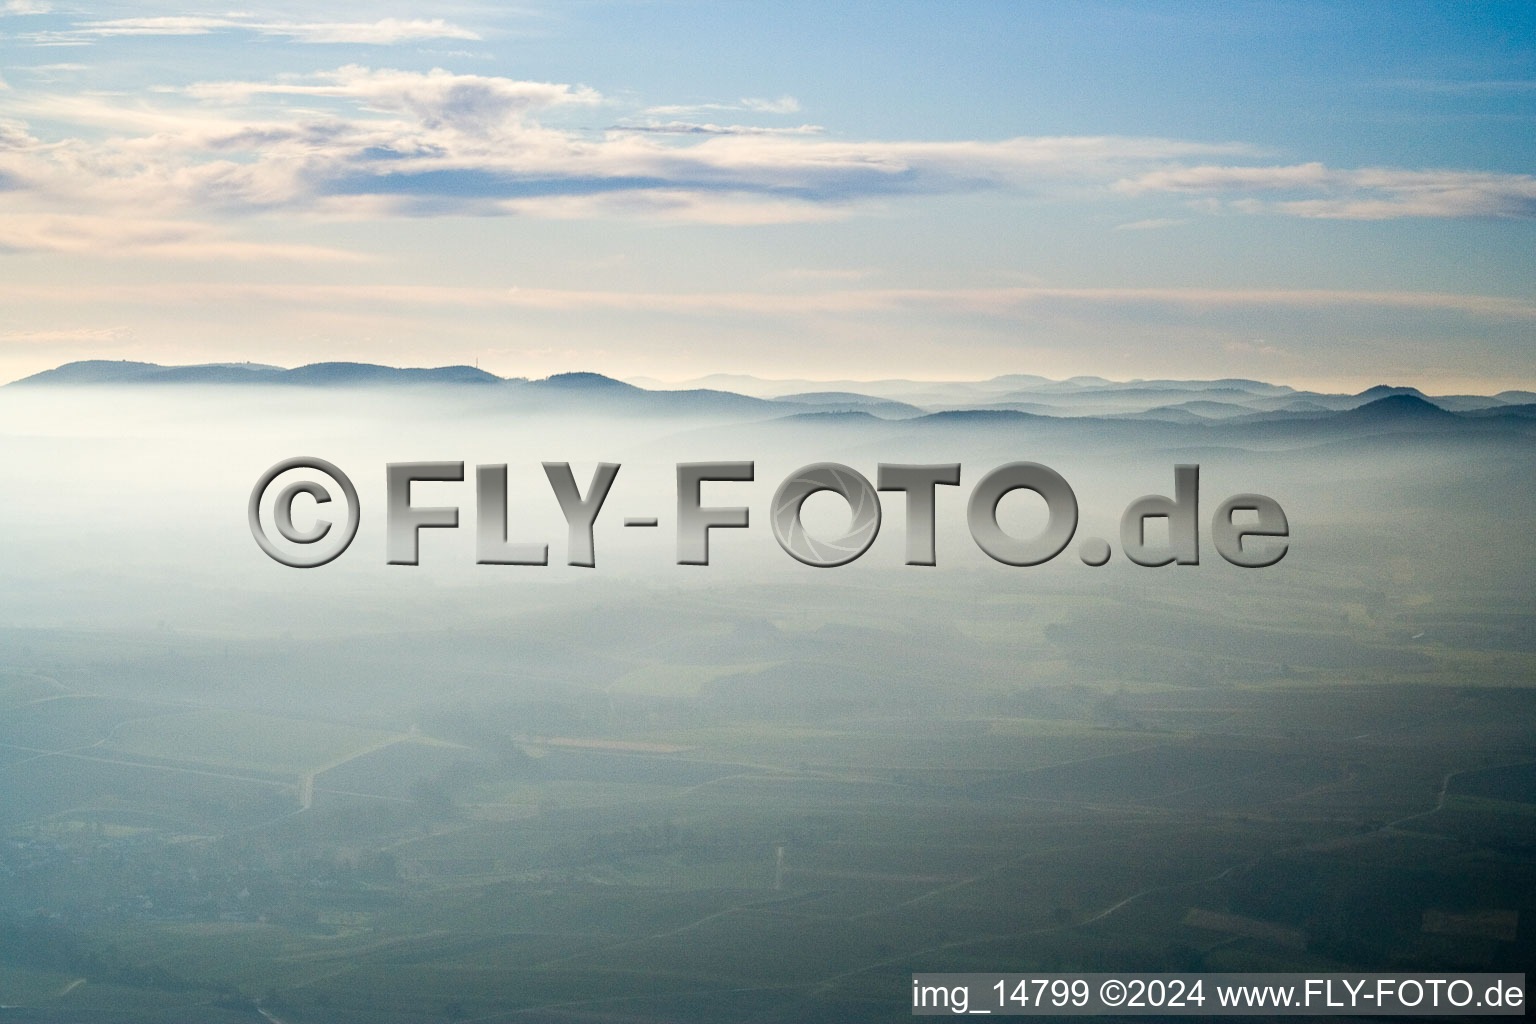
top-left (1117, 162), bottom-right (1536, 220)
top-left (496, 189), bottom-right (856, 226)
top-left (31, 15), bottom-right (480, 45)
top-left (645, 95), bottom-right (802, 116)
top-left (609, 122), bottom-right (826, 137)
top-left (0, 327), bottom-right (130, 347)
top-left (1113, 217), bottom-right (1187, 231)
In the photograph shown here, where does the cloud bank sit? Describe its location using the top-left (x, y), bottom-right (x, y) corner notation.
top-left (1, 63), bottom-right (1530, 258)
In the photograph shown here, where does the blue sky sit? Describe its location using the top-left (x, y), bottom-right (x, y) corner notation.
top-left (1, 0), bottom-right (1532, 390)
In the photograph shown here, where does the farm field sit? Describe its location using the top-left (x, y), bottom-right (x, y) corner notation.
top-left (1, 462), bottom-right (1533, 1021)
top-left (2, 587), bottom-right (1532, 1023)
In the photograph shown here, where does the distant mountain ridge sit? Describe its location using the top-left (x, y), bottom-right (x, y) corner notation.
top-left (12, 360), bottom-right (506, 387)
top-left (6, 359), bottom-right (777, 416)
top-left (8, 361), bottom-right (1533, 438)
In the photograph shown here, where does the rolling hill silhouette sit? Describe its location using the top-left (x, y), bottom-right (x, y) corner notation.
top-left (9, 361), bottom-right (1533, 445)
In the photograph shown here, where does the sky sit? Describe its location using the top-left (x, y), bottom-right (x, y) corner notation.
top-left (0, 0), bottom-right (1532, 391)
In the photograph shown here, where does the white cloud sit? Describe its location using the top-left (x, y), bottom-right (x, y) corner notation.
top-left (1, 67), bottom-right (1258, 223)
top-left (1117, 162), bottom-right (1536, 219)
top-left (0, 117), bottom-right (41, 149)
top-left (53, 16), bottom-right (480, 44)
top-left (610, 121), bottom-right (825, 137)
top-left (3, 63), bottom-right (1525, 231)
top-left (498, 189), bottom-right (852, 225)
top-left (645, 94), bottom-right (802, 116)
top-left (1118, 162), bottom-right (1335, 194)
top-left (187, 65), bottom-right (598, 132)
top-left (417, 49), bottom-right (493, 60)
top-left (3, 1), bottom-right (51, 15)
top-left (273, 19), bottom-right (482, 45)
top-left (75, 16), bottom-right (232, 36)
top-left (741, 95), bottom-right (800, 114)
